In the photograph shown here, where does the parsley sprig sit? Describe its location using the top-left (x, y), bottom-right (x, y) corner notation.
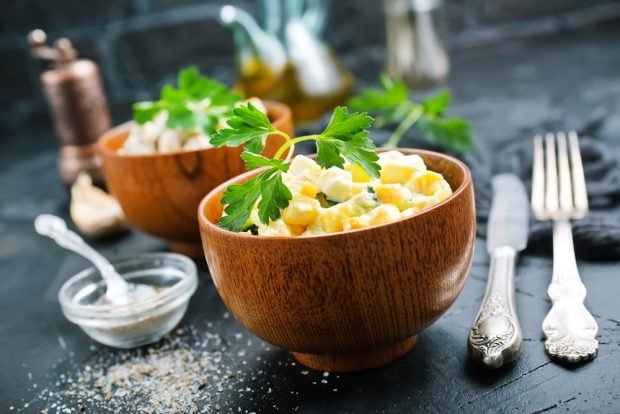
top-left (132, 66), bottom-right (242, 135)
top-left (211, 104), bottom-right (379, 231)
top-left (348, 74), bottom-right (474, 152)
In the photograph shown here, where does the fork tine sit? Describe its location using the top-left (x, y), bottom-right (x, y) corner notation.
top-left (532, 135), bottom-right (546, 219)
top-left (556, 132), bottom-right (573, 215)
top-left (569, 131), bottom-right (589, 218)
top-left (545, 133), bottom-right (559, 215)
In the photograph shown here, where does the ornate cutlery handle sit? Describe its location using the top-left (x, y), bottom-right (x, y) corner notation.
top-left (468, 246), bottom-right (522, 368)
top-left (543, 220), bottom-right (598, 363)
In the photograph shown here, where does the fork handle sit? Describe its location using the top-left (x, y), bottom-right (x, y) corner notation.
top-left (543, 219), bottom-right (598, 363)
top-left (468, 246), bottom-right (522, 368)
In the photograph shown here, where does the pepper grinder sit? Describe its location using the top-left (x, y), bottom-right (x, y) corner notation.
top-left (383, 0), bottom-right (449, 88)
top-left (28, 29), bottom-right (111, 187)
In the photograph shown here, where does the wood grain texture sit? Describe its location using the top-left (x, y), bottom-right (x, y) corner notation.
top-left (98, 101), bottom-right (293, 257)
top-left (198, 149), bottom-right (476, 372)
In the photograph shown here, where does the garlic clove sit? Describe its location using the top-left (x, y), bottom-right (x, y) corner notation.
top-left (70, 173), bottom-right (130, 238)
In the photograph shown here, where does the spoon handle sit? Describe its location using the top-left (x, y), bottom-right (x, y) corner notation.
top-left (34, 215), bottom-right (124, 288)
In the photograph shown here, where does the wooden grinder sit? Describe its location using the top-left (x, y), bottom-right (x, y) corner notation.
top-left (28, 29), bottom-right (111, 186)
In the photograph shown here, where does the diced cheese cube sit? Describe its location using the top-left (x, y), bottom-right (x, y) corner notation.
top-left (317, 167), bottom-right (353, 202)
top-left (257, 219), bottom-right (291, 237)
top-left (288, 155), bottom-right (321, 177)
top-left (281, 198), bottom-right (320, 226)
top-left (367, 205), bottom-right (401, 226)
top-left (345, 163), bottom-right (372, 183)
top-left (378, 151), bottom-right (405, 164)
top-left (380, 154), bottom-right (427, 184)
top-left (349, 191), bottom-right (379, 212)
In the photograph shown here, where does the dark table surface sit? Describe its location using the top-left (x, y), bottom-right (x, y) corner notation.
top-left (1, 24), bottom-right (620, 414)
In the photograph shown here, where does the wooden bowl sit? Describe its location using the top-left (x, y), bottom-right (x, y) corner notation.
top-left (98, 101), bottom-right (293, 257)
top-left (198, 149), bottom-right (476, 372)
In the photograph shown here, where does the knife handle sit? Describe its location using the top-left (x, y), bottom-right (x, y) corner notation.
top-left (468, 246), bottom-right (522, 368)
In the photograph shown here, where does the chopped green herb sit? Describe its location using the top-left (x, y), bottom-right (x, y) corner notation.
top-left (317, 193), bottom-right (340, 208)
top-left (211, 103), bottom-right (276, 154)
top-left (132, 66), bottom-right (242, 135)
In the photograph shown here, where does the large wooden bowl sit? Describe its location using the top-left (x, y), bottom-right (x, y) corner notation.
top-left (198, 149), bottom-right (476, 372)
top-left (98, 101), bottom-right (293, 257)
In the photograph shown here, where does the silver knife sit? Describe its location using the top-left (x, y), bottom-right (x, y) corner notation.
top-left (468, 174), bottom-right (529, 368)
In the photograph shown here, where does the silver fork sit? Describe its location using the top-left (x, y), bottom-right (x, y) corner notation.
top-left (531, 131), bottom-right (598, 364)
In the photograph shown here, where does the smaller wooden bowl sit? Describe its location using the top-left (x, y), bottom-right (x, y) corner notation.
top-left (98, 101), bottom-right (293, 257)
top-left (198, 149), bottom-right (476, 372)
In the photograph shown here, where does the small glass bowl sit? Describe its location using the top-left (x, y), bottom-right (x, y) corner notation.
top-left (58, 253), bottom-right (198, 349)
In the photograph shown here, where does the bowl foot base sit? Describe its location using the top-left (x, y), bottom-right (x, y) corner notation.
top-left (291, 335), bottom-right (418, 372)
top-left (169, 241), bottom-right (203, 258)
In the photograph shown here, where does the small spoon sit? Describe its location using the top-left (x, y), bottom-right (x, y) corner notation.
top-left (35, 214), bottom-right (158, 305)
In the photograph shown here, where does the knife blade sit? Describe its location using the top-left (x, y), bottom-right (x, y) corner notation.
top-left (468, 173), bottom-right (529, 368)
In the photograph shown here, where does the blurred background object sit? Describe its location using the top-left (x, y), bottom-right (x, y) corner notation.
top-left (384, 0), bottom-right (449, 88)
top-left (219, 0), bottom-right (354, 123)
top-left (28, 29), bottom-right (111, 186)
top-left (1, 0), bottom-right (620, 151)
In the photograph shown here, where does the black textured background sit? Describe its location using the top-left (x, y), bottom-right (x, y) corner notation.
top-left (1, 0), bottom-right (620, 136)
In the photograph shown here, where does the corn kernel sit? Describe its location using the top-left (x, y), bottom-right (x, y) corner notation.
top-left (343, 216), bottom-right (370, 231)
top-left (345, 163), bottom-right (372, 183)
top-left (367, 205), bottom-right (401, 226)
top-left (289, 155), bottom-right (321, 176)
top-left (319, 203), bottom-right (355, 233)
top-left (299, 183), bottom-right (318, 199)
top-left (282, 198), bottom-right (320, 226)
top-left (408, 171), bottom-right (447, 196)
top-left (375, 184), bottom-right (410, 205)
top-left (288, 224), bottom-right (307, 236)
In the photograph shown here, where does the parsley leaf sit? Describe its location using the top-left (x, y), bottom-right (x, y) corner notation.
top-left (218, 151), bottom-right (292, 231)
top-left (218, 177), bottom-right (263, 232)
top-left (218, 167), bottom-right (292, 231)
top-left (417, 116), bottom-right (474, 152)
top-left (348, 73), bottom-right (474, 152)
top-left (257, 171), bottom-right (292, 224)
top-left (210, 102), bottom-right (275, 154)
top-left (241, 151), bottom-right (289, 172)
top-left (214, 105), bottom-right (379, 232)
top-left (132, 66), bottom-right (242, 134)
top-left (133, 102), bottom-right (162, 125)
top-left (316, 107), bottom-right (380, 178)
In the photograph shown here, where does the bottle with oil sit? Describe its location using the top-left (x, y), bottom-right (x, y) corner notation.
top-left (219, 1), bottom-right (354, 124)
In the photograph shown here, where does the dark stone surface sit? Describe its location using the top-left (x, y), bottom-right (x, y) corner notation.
top-left (1, 24), bottom-right (620, 414)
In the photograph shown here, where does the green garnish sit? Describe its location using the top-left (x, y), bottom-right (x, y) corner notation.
top-left (132, 66), bottom-right (242, 135)
top-left (317, 193), bottom-right (340, 208)
top-left (348, 73), bottom-right (474, 152)
top-left (211, 105), bottom-right (379, 231)
top-left (210, 102), bottom-right (274, 154)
